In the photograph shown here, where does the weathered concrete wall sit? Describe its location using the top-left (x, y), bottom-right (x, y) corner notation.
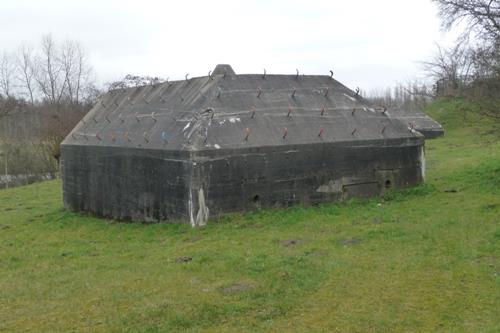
top-left (62, 136), bottom-right (424, 225)
top-left (61, 145), bottom-right (190, 222)
top-left (190, 137), bottom-right (424, 222)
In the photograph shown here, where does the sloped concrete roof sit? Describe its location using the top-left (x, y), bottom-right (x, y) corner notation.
top-left (388, 108), bottom-right (444, 139)
top-left (63, 65), bottom-right (420, 151)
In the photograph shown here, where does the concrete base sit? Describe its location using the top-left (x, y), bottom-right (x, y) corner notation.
top-left (61, 136), bottom-right (424, 225)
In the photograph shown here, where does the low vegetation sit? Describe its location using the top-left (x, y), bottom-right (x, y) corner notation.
top-left (0, 98), bottom-right (499, 332)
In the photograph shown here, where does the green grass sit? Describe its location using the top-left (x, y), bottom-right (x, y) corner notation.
top-left (1, 98), bottom-right (499, 332)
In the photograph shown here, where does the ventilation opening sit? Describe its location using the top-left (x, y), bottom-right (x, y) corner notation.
top-left (385, 180), bottom-right (392, 189)
top-left (253, 195), bottom-right (260, 203)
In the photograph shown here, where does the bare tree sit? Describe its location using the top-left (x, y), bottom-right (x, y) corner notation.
top-left (421, 43), bottom-right (476, 95)
top-left (16, 44), bottom-right (37, 105)
top-left (35, 34), bottom-right (67, 105)
top-left (73, 43), bottom-right (92, 104)
top-left (425, 43), bottom-right (474, 79)
top-left (33, 35), bottom-right (95, 106)
top-left (434, 0), bottom-right (500, 42)
top-left (367, 81), bottom-right (434, 112)
top-left (0, 35), bottom-right (99, 187)
top-left (434, 0), bottom-right (500, 75)
top-left (0, 52), bottom-right (15, 98)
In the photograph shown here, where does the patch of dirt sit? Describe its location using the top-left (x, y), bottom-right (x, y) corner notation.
top-left (352, 217), bottom-right (388, 225)
top-left (304, 250), bottom-right (328, 257)
top-left (339, 237), bottom-right (362, 246)
top-left (474, 256), bottom-right (499, 274)
top-left (185, 236), bottom-right (202, 243)
top-left (281, 239), bottom-right (305, 247)
top-left (221, 282), bottom-right (253, 294)
top-left (175, 256), bottom-right (192, 263)
top-left (247, 222), bottom-right (264, 228)
top-left (483, 203), bottom-right (498, 210)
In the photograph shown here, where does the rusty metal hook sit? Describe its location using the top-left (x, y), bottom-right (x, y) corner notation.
top-left (283, 127), bottom-right (288, 139)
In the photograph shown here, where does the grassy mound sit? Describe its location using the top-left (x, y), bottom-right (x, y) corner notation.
top-left (1, 98), bottom-right (499, 332)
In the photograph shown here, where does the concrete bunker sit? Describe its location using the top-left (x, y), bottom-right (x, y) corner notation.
top-left (61, 64), bottom-right (425, 226)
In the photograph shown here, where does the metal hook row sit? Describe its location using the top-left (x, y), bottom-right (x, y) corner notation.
top-left (72, 121), bottom-right (402, 145)
top-left (246, 105), bottom-right (389, 118)
top-left (240, 124), bottom-right (393, 141)
top-left (102, 83), bottom-right (362, 108)
top-left (101, 69), bottom-right (341, 106)
top-left (82, 112), bottom-right (160, 125)
top-left (73, 130), bottom-right (169, 144)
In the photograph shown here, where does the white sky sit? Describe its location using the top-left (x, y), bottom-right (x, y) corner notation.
top-left (0, 0), bottom-right (455, 91)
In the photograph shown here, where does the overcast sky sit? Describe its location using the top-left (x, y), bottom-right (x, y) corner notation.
top-left (1, 0), bottom-right (456, 91)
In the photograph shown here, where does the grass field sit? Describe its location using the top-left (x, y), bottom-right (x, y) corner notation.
top-left (1, 98), bottom-right (499, 332)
